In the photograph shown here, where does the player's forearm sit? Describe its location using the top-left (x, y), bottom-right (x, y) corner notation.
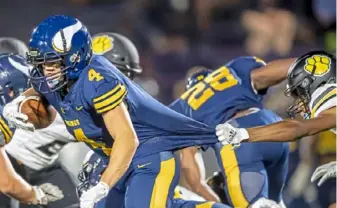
top-left (0, 148), bottom-right (36, 203)
top-left (2, 176), bottom-right (36, 203)
top-left (182, 166), bottom-right (220, 202)
top-left (180, 148), bottom-right (220, 202)
top-left (252, 58), bottom-right (296, 90)
top-left (247, 119), bottom-right (308, 142)
top-left (191, 180), bottom-right (220, 202)
top-left (100, 135), bottom-right (138, 188)
top-left (247, 115), bottom-right (335, 142)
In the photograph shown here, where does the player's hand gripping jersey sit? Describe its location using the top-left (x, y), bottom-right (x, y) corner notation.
top-left (40, 55), bottom-right (219, 159)
top-left (170, 56), bottom-right (281, 127)
top-left (170, 56), bottom-right (289, 207)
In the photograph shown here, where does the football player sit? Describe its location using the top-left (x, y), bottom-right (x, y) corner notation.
top-left (170, 56), bottom-right (296, 207)
top-left (78, 150), bottom-right (281, 208)
top-left (3, 15), bottom-right (229, 208)
top-left (78, 32), bottom-right (233, 208)
top-left (0, 53), bottom-right (64, 206)
top-left (216, 51), bottom-right (336, 187)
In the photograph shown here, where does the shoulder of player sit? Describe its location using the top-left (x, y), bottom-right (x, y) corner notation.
top-left (310, 84), bottom-right (336, 109)
top-left (82, 56), bottom-right (122, 87)
top-left (226, 56), bottom-right (266, 69)
top-left (309, 84), bottom-right (336, 118)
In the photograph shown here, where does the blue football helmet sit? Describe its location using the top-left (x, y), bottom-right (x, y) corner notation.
top-left (186, 69), bottom-right (213, 90)
top-left (27, 15), bottom-right (92, 93)
top-left (0, 54), bottom-right (30, 106)
top-left (76, 151), bottom-right (107, 198)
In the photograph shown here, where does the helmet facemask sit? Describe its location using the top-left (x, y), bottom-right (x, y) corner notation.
top-left (27, 50), bottom-right (81, 93)
top-left (285, 76), bottom-right (313, 119)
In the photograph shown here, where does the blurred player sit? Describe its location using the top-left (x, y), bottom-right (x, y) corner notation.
top-left (0, 37), bottom-right (29, 57)
top-left (3, 15), bottom-right (231, 208)
top-left (216, 51), bottom-right (336, 188)
top-left (170, 56), bottom-right (295, 207)
top-left (0, 53), bottom-right (63, 206)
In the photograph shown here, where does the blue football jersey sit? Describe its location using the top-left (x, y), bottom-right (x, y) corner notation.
top-left (41, 55), bottom-right (218, 158)
top-left (0, 106), bottom-right (14, 145)
top-left (169, 56), bottom-right (268, 127)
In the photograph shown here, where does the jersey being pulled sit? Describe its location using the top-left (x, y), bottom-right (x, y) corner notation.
top-left (170, 56), bottom-right (268, 127)
top-left (40, 55), bottom-right (218, 159)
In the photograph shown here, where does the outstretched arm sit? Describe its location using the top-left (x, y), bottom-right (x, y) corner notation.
top-left (0, 147), bottom-right (37, 203)
top-left (251, 58), bottom-right (297, 91)
top-left (247, 107), bottom-right (335, 142)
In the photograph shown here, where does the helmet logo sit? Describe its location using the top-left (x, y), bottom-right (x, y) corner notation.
top-left (52, 21), bottom-right (83, 53)
top-left (8, 57), bottom-right (29, 76)
top-left (92, 35), bottom-right (114, 55)
top-left (197, 75), bottom-right (205, 81)
top-left (304, 55), bottom-right (331, 76)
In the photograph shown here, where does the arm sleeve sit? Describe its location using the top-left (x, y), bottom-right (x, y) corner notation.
top-left (92, 80), bottom-right (128, 114)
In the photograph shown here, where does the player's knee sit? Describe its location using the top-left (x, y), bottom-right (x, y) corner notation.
top-left (240, 171), bottom-right (267, 203)
top-left (226, 171), bottom-right (267, 207)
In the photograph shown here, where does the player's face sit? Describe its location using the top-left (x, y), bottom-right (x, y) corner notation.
top-left (42, 61), bottom-right (64, 88)
top-left (294, 97), bottom-right (310, 118)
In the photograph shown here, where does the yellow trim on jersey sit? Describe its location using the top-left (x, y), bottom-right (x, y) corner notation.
top-left (93, 84), bottom-right (122, 103)
top-left (94, 85), bottom-right (126, 109)
top-left (196, 202), bottom-right (215, 208)
top-left (220, 145), bottom-right (249, 208)
top-left (0, 125), bottom-right (10, 144)
top-left (316, 130), bottom-right (336, 155)
top-left (93, 85), bottom-right (127, 113)
top-left (0, 118), bottom-right (12, 143)
top-left (311, 88), bottom-right (336, 118)
top-left (95, 90), bottom-right (127, 114)
top-left (150, 158), bottom-right (176, 208)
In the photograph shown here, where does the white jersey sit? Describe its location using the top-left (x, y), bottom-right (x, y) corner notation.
top-left (309, 83), bottom-right (336, 134)
top-left (5, 113), bottom-right (75, 170)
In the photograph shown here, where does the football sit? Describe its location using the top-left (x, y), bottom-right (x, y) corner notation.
top-left (19, 96), bottom-right (55, 129)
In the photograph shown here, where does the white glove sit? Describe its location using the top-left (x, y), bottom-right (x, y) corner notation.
top-left (32, 183), bottom-right (64, 205)
top-left (2, 95), bottom-right (35, 131)
top-left (311, 161), bottom-right (336, 186)
top-left (250, 198), bottom-right (281, 208)
top-left (80, 181), bottom-right (109, 208)
top-left (216, 123), bottom-right (249, 149)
